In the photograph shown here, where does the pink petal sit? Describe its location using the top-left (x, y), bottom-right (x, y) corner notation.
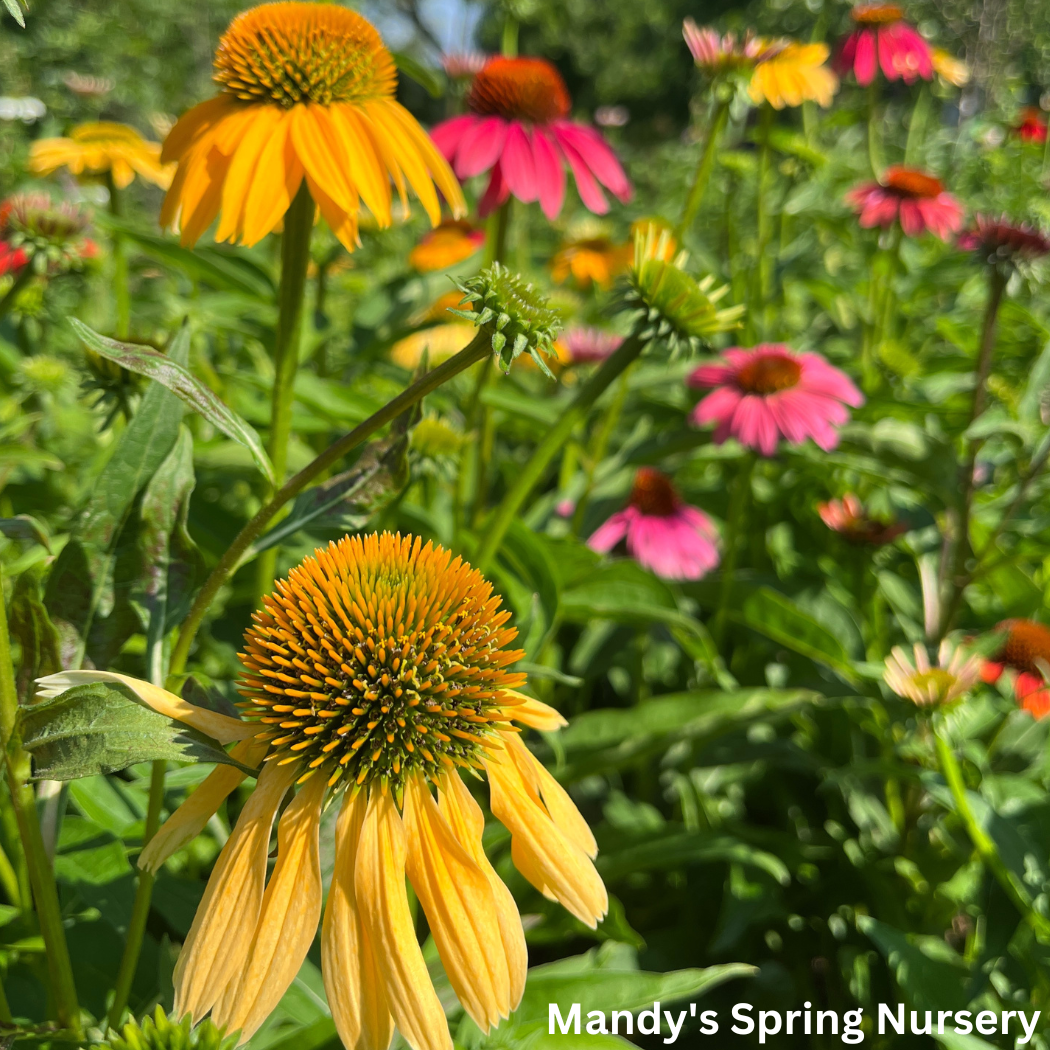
top-left (500, 122), bottom-right (538, 203)
top-left (898, 199), bottom-right (925, 237)
top-left (877, 26), bottom-right (900, 81)
top-left (732, 397), bottom-right (780, 457)
top-left (554, 132), bottom-right (609, 214)
top-left (531, 128), bottom-right (566, 220)
top-left (588, 509), bottom-right (632, 553)
top-left (478, 163), bottom-right (510, 217)
top-left (692, 386), bottom-right (743, 427)
top-left (429, 115), bottom-right (477, 161)
top-left (854, 29), bottom-right (877, 85)
top-left (833, 33), bottom-right (857, 76)
top-left (453, 116), bottom-right (509, 178)
top-left (688, 362), bottom-right (734, 388)
top-left (552, 122), bottom-right (632, 202)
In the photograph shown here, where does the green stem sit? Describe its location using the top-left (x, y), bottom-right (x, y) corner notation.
top-left (0, 972), bottom-right (12, 1024)
top-left (0, 568), bottom-right (82, 1037)
top-left (0, 266), bottom-right (34, 324)
top-left (675, 96), bottom-right (730, 241)
top-left (170, 329), bottom-right (494, 676)
top-left (474, 330), bottom-right (647, 572)
top-left (935, 727), bottom-right (1050, 941)
top-left (501, 15), bottom-right (519, 57)
top-left (571, 369), bottom-right (631, 535)
top-left (256, 180), bottom-right (315, 600)
top-left (903, 84), bottom-right (931, 166)
top-left (106, 759), bottom-right (165, 1027)
top-left (867, 82), bottom-right (885, 177)
top-left (749, 107), bottom-right (774, 340)
top-left (0, 836), bottom-right (20, 908)
top-left (712, 455), bottom-right (754, 648)
top-left (106, 175), bottom-right (129, 339)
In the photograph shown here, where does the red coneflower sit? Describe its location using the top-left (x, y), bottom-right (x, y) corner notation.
top-left (834, 4), bottom-right (932, 86)
top-left (818, 493), bottom-right (906, 546)
top-left (846, 166), bottom-right (963, 240)
top-left (1014, 107), bottom-right (1048, 144)
top-left (958, 215), bottom-right (1050, 263)
top-left (982, 619), bottom-right (1050, 718)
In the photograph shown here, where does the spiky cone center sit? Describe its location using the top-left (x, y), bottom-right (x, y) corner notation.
top-left (998, 619), bottom-right (1050, 677)
top-left (213, 2), bottom-right (397, 107)
top-left (882, 166), bottom-right (943, 199)
top-left (632, 259), bottom-right (733, 341)
top-left (239, 533), bottom-right (526, 789)
top-left (468, 56), bottom-right (571, 124)
top-left (851, 3), bottom-right (904, 25)
top-left (737, 352), bottom-right (802, 394)
top-left (969, 218), bottom-right (1050, 259)
top-left (629, 467), bottom-right (679, 516)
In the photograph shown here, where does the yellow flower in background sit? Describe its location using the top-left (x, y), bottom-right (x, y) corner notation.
top-left (409, 219), bottom-right (485, 271)
top-left (29, 122), bottom-right (173, 189)
top-left (391, 322), bottom-right (476, 368)
top-left (931, 48), bottom-right (969, 87)
top-left (160, 2), bottom-right (465, 249)
top-left (550, 236), bottom-right (631, 288)
top-left (38, 533), bottom-right (606, 1050)
top-left (749, 42), bottom-right (839, 109)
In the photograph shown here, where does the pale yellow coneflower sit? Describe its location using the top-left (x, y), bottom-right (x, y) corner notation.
top-left (883, 640), bottom-right (984, 707)
top-left (29, 121), bottom-right (173, 189)
top-left (38, 532), bottom-right (605, 1050)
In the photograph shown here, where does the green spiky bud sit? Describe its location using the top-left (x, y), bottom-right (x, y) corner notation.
top-left (450, 263), bottom-right (561, 377)
top-left (103, 1007), bottom-right (238, 1050)
top-left (621, 224), bottom-right (744, 354)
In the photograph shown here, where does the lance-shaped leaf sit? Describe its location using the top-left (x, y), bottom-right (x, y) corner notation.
top-left (69, 317), bottom-right (275, 486)
top-left (0, 515), bottom-right (51, 551)
top-left (20, 683), bottom-right (256, 781)
top-left (8, 567), bottom-right (64, 703)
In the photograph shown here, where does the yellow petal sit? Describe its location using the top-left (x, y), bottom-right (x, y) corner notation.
top-left (364, 102), bottom-right (440, 225)
top-left (138, 738), bottom-right (268, 874)
top-left (240, 111), bottom-right (303, 247)
top-left (437, 772), bottom-right (526, 1012)
top-left (173, 760), bottom-right (298, 1021)
top-left (306, 174), bottom-right (359, 253)
top-left (404, 776), bottom-right (510, 1030)
top-left (322, 789), bottom-right (394, 1050)
top-left (162, 96), bottom-right (238, 164)
top-left (291, 105), bottom-right (357, 214)
top-left (355, 789), bottom-right (452, 1050)
top-left (216, 105), bottom-right (284, 244)
top-left (485, 744), bottom-right (607, 928)
top-left (33, 670), bottom-right (258, 744)
top-left (504, 691), bottom-right (567, 732)
top-left (213, 771), bottom-right (327, 1042)
top-left (331, 105), bottom-right (391, 226)
top-left (355, 105), bottom-right (408, 216)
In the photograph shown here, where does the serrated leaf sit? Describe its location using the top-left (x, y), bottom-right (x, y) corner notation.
top-left (70, 318), bottom-right (275, 485)
top-left (19, 683), bottom-right (253, 781)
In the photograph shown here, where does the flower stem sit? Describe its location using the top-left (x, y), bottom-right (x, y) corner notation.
top-left (571, 369), bottom-right (631, 535)
top-left (748, 106), bottom-right (774, 340)
top-left (474, 330), bottom-right (647, 572)
top-left (0, 266), bottom-right (34, 324)
top-left (867, 82), bottom-right (885, 177)
top-left (934, 726), bottom-right (1050, 941)
top-left (712, 454), bottom-right (754, 648)
top-left (170, 329), bottom-right (495, 676)
top-left (256, 180), bottom-right (315, 600)
top-left (903, 84), bottom-right (931, 166)
top-left (675, 96), bottom-right (730, 242)
top-left (106, 174), bottom-right (130, 339)
top-left (0, 566), bottom-right (82, 1037)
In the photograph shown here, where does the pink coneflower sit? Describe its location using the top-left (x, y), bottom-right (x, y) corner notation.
top-left (981, 619), bottom-right (1050, 719)
top-left (441, 52), bottom-right (490, 80)
top-left (1014, 107), bottom-right (1048, 144)
top-left (682, 19), bottom-right (779, 76)
top-left (818, 493), bottom-right (906, 545)
top-left (834, 4), bottom-right (932, 86)
top-left (959, 215), bottom-right (1050, 262)
top-left (846, 166), bottom-right (963, 240)
top-left (431, 56), bottom-right (632, 219)
top-left (588, 467), bottom-right (720, 581)
top-left (688, 345), bottom-right (863, 457)
top-left (558, 326), bottom-right (624, 364)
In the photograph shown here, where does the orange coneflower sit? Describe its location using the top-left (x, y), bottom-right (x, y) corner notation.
top-left (29, 121), bottom-right (173, 189)
top-left (38, 533), bottom-right (605, 1050)
top-left (409, 218), bottom-right (485, 271)
top-left (550, 235), bottom-right (631, 288)
top-left (160, 2), bottom-right (464, 249)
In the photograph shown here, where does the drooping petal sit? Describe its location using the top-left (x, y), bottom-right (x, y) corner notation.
top-left (854, 29), bottom-right (877, 86)
top-left (530, 128), bottom-right (566, 220)
top-left (161, 95), bottom-right (240, 164)
top-left (551, 127), bottom-right (610, 213)
top-left (453, 116), bottom-right (509, 179)
top-left (215, 105), bottom-right (285, 243)
top-left (291, 104), bottom-right (358, 213)
top-left (428, 114), bottom-right (477, 163)
top-left (322, 790), bottom-right (394, 1050)
top-left (587, 509), bottom-right (632, 554)
top-left (552, 123), bottom-right (631, 202)
top-left (403, 776), bottom-right (511, 1030)
top-left (240, 110), bottom-right (304, 247)
top-left (355, 790), bottom-right (452, 1050)
top-left (503, 691), bottom-right (567, 732)
top-left (173, 760), bottom-right (298, 1022)
top-left (478, 164), bottom-right (510, 218)
top-left (500, 123), bottom-right (538, 204)
top-left (332, 105), bottom-right (393, 225)
top-left (307, 173), bottom-right (360, 252)
top-left (212, 771), bottom-right (327, 1042)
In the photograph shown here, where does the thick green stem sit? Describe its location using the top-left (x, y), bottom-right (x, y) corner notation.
top-left (256, 180), bottom-right (315, 599)
top-left (0, 266), bottom-right (34, 324)
top-left (501, 15), bottom-right (518, 57)
top-left (904, 85), bottom-right (931, 166)
top-left (474, 330), bottom-right (647, 571)
top-left (675, 97), bottom-right (730, 241)
top-left (0, 568), bottom-right (82, 1036)
top-left (935, 727), bottom-right (1050, 941)
top-left (712, 455), bottom-right (754, 648)
top-left (748, 107), bottom-right (774, 340)
top-left (106, 759), bottom-right (165, 1027)
top-left (170, 329), bottom-right (494, 676)
top-left (106, 175), bottom-right (129, 339)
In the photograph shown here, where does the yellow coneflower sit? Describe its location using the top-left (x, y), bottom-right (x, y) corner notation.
top-left (930, 48), bottom-right (969, 88)
top-left (159, 2), bottom-right (464, 250)
top-left (748, 42), bottom-right (839, 109)
top-left (550, 236), bottom-right (631, 288)
top-left (390, 322), bottom-right (476, 369)
top-left (409, 219), bottom-right (485, 271)
top-left (29, 121), bottom-right (173, 189)
top-left (37, 533), bottom-right (604, 1050)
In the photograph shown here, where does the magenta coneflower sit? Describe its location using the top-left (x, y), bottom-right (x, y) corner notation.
top-left (558, 326), bottom-right (624, 364)
top-left (689, 345), bottom-right (863, 457)
top-left (834, 3), bottom-right (932, 85)
top-left (818, 493), bottom-right (906, 545)
top-left (846, 166), bottom-right (963, 240)
top-left (682, 19), bottom-right (777, 76)
top-left (958, 215), bottom-right (1050, 263)
top-left (588, 467), bottom-right (720, 581)
top-left (431, 56), bottom-right (632, 219)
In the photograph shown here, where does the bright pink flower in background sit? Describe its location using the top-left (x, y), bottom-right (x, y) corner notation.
top-left (431, 56), bottom-right (632, 219)
top-left (1014, 107), bottom-right (1048, 144)
top-left (818, 493), bottom-right (906, 545)
top-left (682, 19), bottom-right (777, 75)
top-left (0, 242), bottom-right (28, 276)
top-left (846, 166), bottom-right (963, 240)
top-left (834, 3), bottom-right (932, 85)
top-left (558, 326), bottom-right (624, 364)
top-left (588, 467), bottom-right (720, 581)
top-left (689, 345), bottom-right (863, 457)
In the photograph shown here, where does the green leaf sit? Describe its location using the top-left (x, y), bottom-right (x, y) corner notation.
top-left (53, 817), bottom-right (131, 885)
top-left (70, 318), bottom-right (275, 486)
top-left (491, 520), bottom-right (561, 660)
top-left (0, 514), bottom-right (50, 551)
top-left (2, 0), bottom-right (26, 27)
top-left (8, 565), bottom-right (64, 702)
top-left (19, 683), bottom-right (252, 781)
top-left (392, 50), bottom-right (444, 98)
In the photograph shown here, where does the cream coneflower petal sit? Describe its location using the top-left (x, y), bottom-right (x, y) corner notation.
top-left (486, 745), bottom-right (607, 928)
top-left (502, 734), bottom-right (597, 859)
top-left (173, 760), bottom-right (298, 1021)
top-left (212, 771), bottom-right (326, 1042)
top-left (322, 789), bottom-right (394, 1050)
top-left (355, 790), bottom-right (452, 1050)
top-left (138, 738), bottom-right (268, 874)
top-left (216, 106), bottom-right (285, 243)
top-left (437, 772), bottom-right (526, 1011)
top-left (34, 670), bottom-right (257, 744)
top-left (505, 692), bottom-right (567, 732)
top-left (403, 776), bottom-right (511, 1030)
